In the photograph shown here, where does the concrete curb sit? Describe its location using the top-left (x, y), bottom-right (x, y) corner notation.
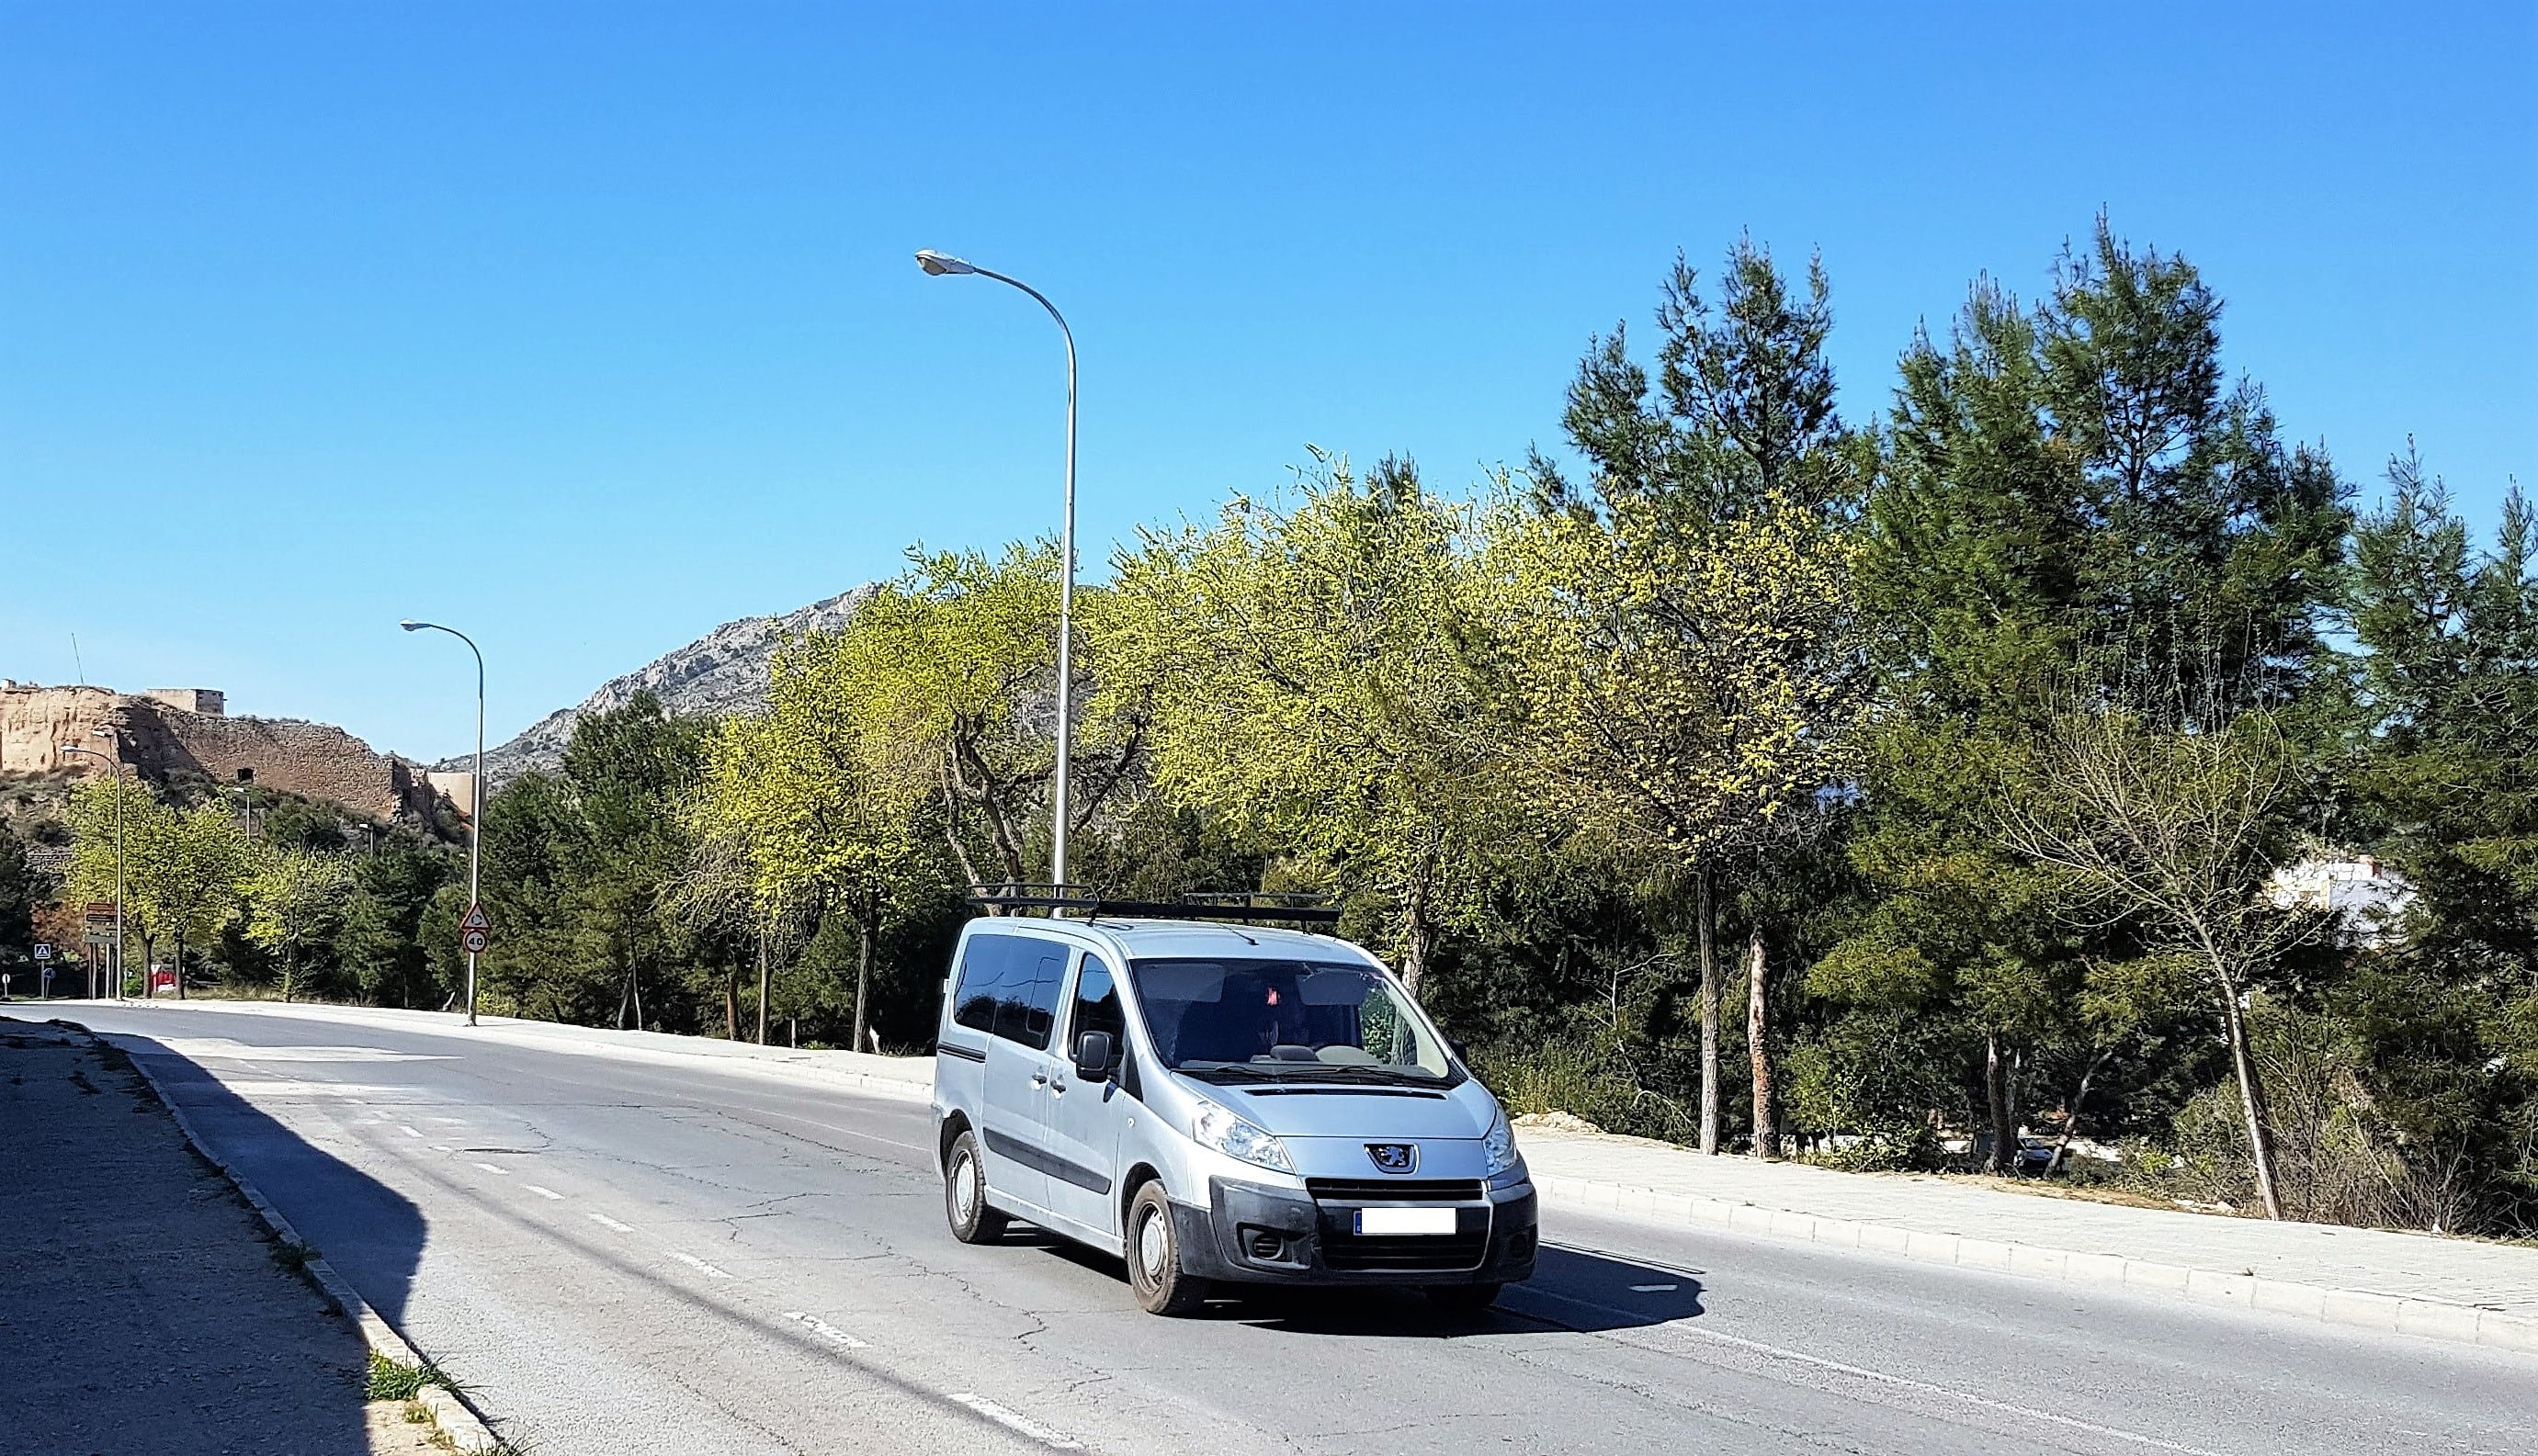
top-left (1533, 1171), bottom-right (2538, 1358)
top-left (79, 1021), bottom-right (505, 1453)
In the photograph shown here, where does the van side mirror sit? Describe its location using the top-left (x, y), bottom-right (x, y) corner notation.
top-left (1448, 1038), bottom-right (1469, 1065)
top-left (1072, 1031), bottom-right (1115, 1082)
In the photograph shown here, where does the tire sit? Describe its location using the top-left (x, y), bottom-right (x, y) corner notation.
top-left (943, 1130), bottom-right (1009, 1244)
top-left (1125, 1180), bottom-right (1209, 1315)
top-left (1424, 1281), bottom-right (1504, 1316)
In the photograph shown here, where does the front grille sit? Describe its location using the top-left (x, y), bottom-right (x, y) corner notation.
top-left (1320, 1228), bottom-right (1490, 1272)
top-left (1305, 1178), bottom-right (1486, 1202)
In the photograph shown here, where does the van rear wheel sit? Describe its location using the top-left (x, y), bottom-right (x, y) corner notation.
top-left (1126, 1181), bottom-right (1208, 1315)
top-left (944, 1130), bottom-right (1008, 1244)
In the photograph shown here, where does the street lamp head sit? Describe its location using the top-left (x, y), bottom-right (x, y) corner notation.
top-left (914, 250), bottom-right (977, 277)
top-left (400, 620), bottom-right (425, 632)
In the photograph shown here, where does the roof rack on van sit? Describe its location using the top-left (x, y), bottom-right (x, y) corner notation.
top-left (966, 883), bottom-right (1343, 927)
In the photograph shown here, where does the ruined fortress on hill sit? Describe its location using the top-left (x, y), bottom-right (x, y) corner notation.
top-left (0, 681), bottom-right (466, 824)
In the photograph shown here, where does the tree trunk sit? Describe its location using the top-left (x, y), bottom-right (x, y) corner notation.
top-left (1697, 867), bottom-right (1719, 1156)
top-left (174, 931), bottom-right (186, 999)
top-left (853, 905), bottom-right (874, 1056)
top-left (2045, 1048), bottom-right (2113, 1178)
top-left (1399, 875), bottom-right (1433, 997)
top-left (724, 964), bottom-right (739, 1041)
top-left (1746, 931), bottom-right (1775, 1160)
top-left (1984, 1031), bottom-right (2016, 1175)
top-left (755, 928), bottom-right (771, 1046)
top-left (2214, 970), bottom-right (2285, 1219)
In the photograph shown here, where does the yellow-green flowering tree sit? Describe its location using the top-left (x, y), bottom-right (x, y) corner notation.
top-left (1480, 487), bottom-right (1868, 1154)
top-left (244, 844), bottom-right (357, 1001)
top-left (1108, 452), bottom-right (1522, 993)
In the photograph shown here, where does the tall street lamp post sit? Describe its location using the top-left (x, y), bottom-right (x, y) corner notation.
top-left (58, 730), bottom-right (125, 1001)
top-left (913, 249), bottom-right (1081, 891)
top-left (402, 619), bottom-right (485, 1026)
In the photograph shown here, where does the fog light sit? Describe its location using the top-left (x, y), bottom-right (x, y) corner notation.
top-left (1247, 1230), bottom-right (1284, 1260)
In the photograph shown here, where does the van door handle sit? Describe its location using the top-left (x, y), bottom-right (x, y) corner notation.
top-left (1030, 1072), bottom-right (1050, 1086)
top-left (1050, 1079), bottom-right (1068, 1094)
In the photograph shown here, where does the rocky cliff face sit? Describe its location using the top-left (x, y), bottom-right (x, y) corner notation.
top-left (445, 585), bottom-right (875, 784)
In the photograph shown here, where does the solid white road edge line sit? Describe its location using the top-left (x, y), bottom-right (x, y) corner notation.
top-left (1517, 1282), bottom-right (2229, 1456)
top-left (946, 1393), bottom-right (1083, 1450)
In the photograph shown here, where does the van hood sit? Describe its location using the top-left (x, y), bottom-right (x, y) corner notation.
top-left (1190, 1078), bottom-right (1495, 1141)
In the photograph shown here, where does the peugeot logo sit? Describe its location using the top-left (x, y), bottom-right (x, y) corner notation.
top-left (1366, 1142), bottom-right (1419, 1175)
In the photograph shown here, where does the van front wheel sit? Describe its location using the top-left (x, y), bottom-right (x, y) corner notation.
top-left (944, 1131), bottom-right (1008, 1244)
top-left (1126, 1181), bottom-right (1208, 1315)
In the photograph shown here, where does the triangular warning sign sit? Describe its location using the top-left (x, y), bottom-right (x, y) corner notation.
top-left (460, 902), bottom-right (492, 933)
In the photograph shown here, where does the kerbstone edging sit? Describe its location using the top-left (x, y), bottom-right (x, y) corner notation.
top-left (1531, 1171), bottom-right (2538, 1358)
top-left (89, 1022), bottom-right (504, 1453)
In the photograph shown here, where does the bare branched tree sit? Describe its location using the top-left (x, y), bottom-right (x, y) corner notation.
top-left (2001, 708), bottom-right (2310, 1219)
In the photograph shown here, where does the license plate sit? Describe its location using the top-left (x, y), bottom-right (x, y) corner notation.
top-left (1355, 1206), bottom-right (1456, 1236)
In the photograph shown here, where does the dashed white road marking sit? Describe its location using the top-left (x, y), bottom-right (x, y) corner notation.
top-left (398, 1125), bottom-right (424, 1138)
top-left (427, 1145), bottom-right (453, 1153)
top-left (471, 1162), bottom-right (509, 1176)
top-left (523, 1184), bottom-right (565, 1201)
top-left (782, 1311), bottom-right (869, 1349)
top-left (946, 1394), bottom-right (1082, 1450)
top-left (671, 1251), bottom-right (732, 1279)
top-left (588, 1213), bottom-right (636, 1234)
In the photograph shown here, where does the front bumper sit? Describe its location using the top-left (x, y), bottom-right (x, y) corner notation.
top-left (1171, 1169), bottom-right (1538, 1287)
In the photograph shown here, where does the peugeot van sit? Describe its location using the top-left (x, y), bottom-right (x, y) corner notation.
top-left (931, 913), bottom-right (1538, 1315)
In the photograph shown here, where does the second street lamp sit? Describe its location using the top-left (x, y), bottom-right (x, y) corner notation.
top-left (402, 619), bottom-right (485, 1026)
top-left (913, 249), bottom-right (1082, 892)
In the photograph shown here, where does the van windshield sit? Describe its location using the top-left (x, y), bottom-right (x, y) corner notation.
top-left (1127, 958), bottom-right (1455, 1084)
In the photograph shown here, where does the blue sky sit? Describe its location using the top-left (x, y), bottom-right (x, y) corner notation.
top-left (4, 3), bottom-right (2531, 761)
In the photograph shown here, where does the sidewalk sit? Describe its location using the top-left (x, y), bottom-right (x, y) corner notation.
top-left (1518, 1123), bottom-right (2538, 1355)
top-left (0, 1016), bottom-right (445, 1455)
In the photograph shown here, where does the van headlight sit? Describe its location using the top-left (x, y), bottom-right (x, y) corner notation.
top-left (1193, 1103), bottom-right (1294, 1174)
top-left (1482, 1107), bottom-right (1519, 1176)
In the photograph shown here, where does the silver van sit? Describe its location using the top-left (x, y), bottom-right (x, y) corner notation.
top-left (930, 914), bottom-right (1538, 1315)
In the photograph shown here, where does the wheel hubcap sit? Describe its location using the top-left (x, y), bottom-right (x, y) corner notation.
top-left (1138, 1209), bottom-right (1169, 1281)
top-left (952, 1153), bottom-right (977, 1222)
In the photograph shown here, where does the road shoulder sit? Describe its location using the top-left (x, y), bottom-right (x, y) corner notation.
top-left (1, 1012), bottom-right (486, 1454)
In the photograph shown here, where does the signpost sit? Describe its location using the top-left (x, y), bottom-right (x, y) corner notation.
top-left (83, 903), bottom-right (119, 999)
top-left (460, 902), bottom-right (492, 958)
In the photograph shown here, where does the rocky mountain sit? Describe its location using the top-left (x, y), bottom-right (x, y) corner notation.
top-left (443, 585), bottom-right (874, 783)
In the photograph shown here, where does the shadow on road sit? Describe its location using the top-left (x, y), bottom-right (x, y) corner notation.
top-left (1014, 1223), bottom-right (1705, 1335)
top-left (109, 1029), bottom-right (431, 1327)
top-left (0, 1014), bottom-right (432, 1456)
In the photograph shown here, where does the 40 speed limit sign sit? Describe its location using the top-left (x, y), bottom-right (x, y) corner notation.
top-left (459, 902), bottom-right (492, 955)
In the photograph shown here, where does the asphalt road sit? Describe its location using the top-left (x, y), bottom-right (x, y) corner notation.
top-left (28, 1000), bottom-right (2535, 1456)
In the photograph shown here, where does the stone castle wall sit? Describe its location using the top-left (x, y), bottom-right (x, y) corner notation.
top-left (0, 683), bottom-right (446, 824)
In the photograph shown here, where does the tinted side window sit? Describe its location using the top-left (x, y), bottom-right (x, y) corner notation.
top-left (950, 933), bottom-right (1014, 1034)
top-left (1070, 963), bottom-right (1126, 1066)
top-left (993, 947), bottom-right (1068, 1050)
